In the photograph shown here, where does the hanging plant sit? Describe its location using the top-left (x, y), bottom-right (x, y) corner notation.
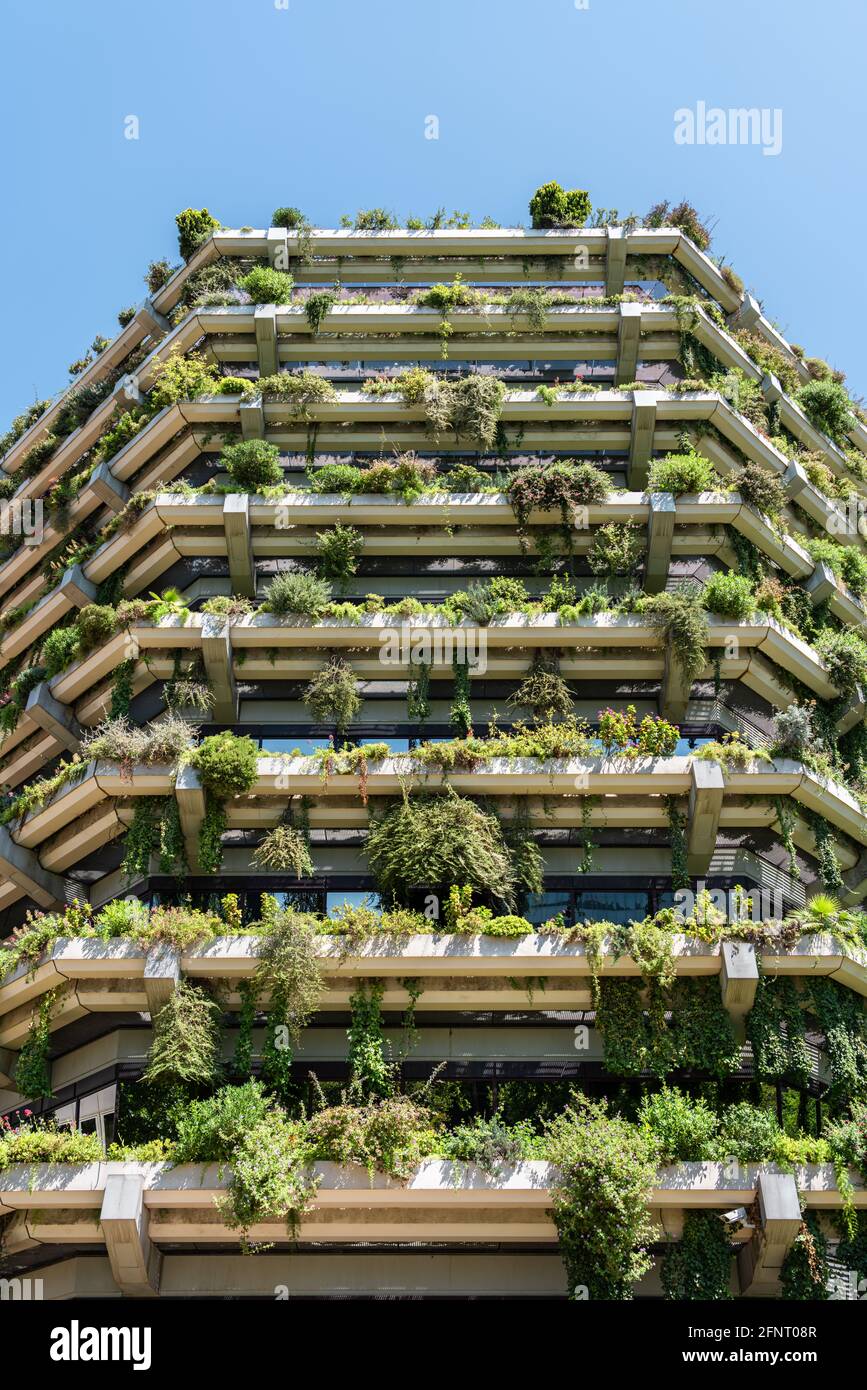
top-left (578, 796), bottom-right (597, 873)
top-left (407, 659), bottom-right (431, 723)
top-left (780, 1214), bottom-right (830, 1300)
top-left (508, 653), bottom-right (574, 722)
top-left (747, 974), bottom-right (811, 1085)
top-left (662, 1211), bottom-right (733, 1300)
top-left (807, 978), bottom-right (867, 1107)
top-left (232, 980), bottom-right (258, 1080)
top-left (449, 655), bottom-right (473, 738)
top-left (158, 797), bottom-right (188, 879)
top-left (774, 796), bottom-right (801, 880)
top-left (253, 823), bottom-right (313, 878)
top-left (198, 794), bottom-right (227, 873)
top-left (315, 522), bottom-right (364, 590)
top-left (806, 811), bottom-right (844, 891)
top-left (348, 981), bottom-right (392, 1098)
top-left (504, 798), bottom-right (545, 896)
top-left (303, 657), bottom-right (360, 733)
top-left (256, 912), bottom-right (323, 1102)
top-left (144, 980), bottom-right (222, 1087)
top-left (122, 799), bottom-right (162, 878)
top-left (109, 658), bottom-right (135, 718)
top-left (15, 988), bottom-right (56, 1099)
top-left (665, 796), bottom-right (690, 890)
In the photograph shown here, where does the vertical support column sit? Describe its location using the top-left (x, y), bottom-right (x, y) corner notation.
top-left (254, 305), bottom-right (279, 376)
top-left (615, 302), bottom-right (642, 386)
top-left (604, 226), bottom-right (627, 296)
top-left (660, 637), bottom-right (692, 722)
top-left (143, 944), bottom-right (181, 1016)
top-left (737, 1172), bottom-right (802, 1296)
top-left (224, 494), bottom-right (256, 597)
top-left (24, 683), bottom-right (82, 752)
top-left (175, 765), bottom-right (206, 870)
top-left (644, 492), bottom-right (675, 593)
top-left (686, 759), bottom-right (724, 876)
top-left (201, 615), bottom-right (238, 723)
top-left (719, 940), bottom-right (758, 1038)
top-left (240, 395), bottom-right (266, 440)
top-left (628, 391), bottom-right (657, 490)
top-left (100, 1173), bottom-right (162, 1298)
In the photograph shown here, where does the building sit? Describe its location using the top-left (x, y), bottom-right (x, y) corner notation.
top-left (0, 194), bottom-right (865, 1299)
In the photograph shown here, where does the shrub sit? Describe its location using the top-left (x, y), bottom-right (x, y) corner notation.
top-left (238, 265), bottom-right (295, 305)
top-left (638, 586), bottom-right (707, 683)
top-left (221, 1109), bottom-right (316, 1240)
top-left (192, 731), bottom-right (259, 797)
top-left (75, 603), bottom-right (117, 652)
top-left (647, 452), bottom-right (718, 495)
top-left (144, 259), bottom-right (176, 294)
top-left (816, 628), bottom-right (867, 695)
top-left (736, 461), bottom-right (788, 518)
top-left (175, 207), bottom-right (220, 260)
top-left (0, 1121), bottom-right (104, 1171)
top-left (797, 378), bottom-right (854, 444)
top-left (771, 703), bottom-right (814, 759)
top-left (714, 1102), bottom-right (781, 1163)
top-left (149, 350), bottom-right (219, 409)
top-left (806, 538), bottom-right (867, 597)
top-left (507, 460), bottom-right (609, 530)
top-left (589, 521), bottom-right (643, 578)
top-left (545, 1095), bottom-right (658, 1300)
top-left (41, 626), bottom-right (81, 677)
top-left (221, 438), bottom-right (283, 489)
top-left (637, 1086), bottom-right (718, 1163)
top-left (173, 1080), bottom-right (275, 1163)
top-left (365, 792), bottom-right (517, 911)
top-left (261, 570), bottom-right (332, 617)
top-left (703, 571), bottom-right (754, 619)
top-left (348, 208), bottom-right (398, 231)
top-left (662, 1210), bottom-right (733, 1300)
top-left (645, 200), bottom-right (711, 251)
top-left (307, 463), bottom-right (364, 494)
top-left (529, 180), bottom-right (592, 229)
top-left (272, 206), bottom-right (306, 228)
top-left (257, 370), bottom-right (337, 415)
top-left (305, 1095), bottom-right (435, 1177)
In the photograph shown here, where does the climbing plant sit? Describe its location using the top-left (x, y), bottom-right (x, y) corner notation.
top-left (661, 1211), bottom-right (733, 1300)
top-left (780, 1213), bottom-right (830, 1300)
top-left (144, 980), bottom-right (223, 1087)
top-left (348, 981), bottom-right (392, 1098)
top-left (665, 796), bottom-right (690, 890)
top-left (747, 974), bottom-right (811, 1086)
top-left (15, 988), bottom-right (56, 1099)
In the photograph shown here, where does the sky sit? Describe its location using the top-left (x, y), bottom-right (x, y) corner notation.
top-left (1, 0), bottom-right (864, 424)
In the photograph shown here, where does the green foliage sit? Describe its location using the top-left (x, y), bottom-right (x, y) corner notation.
top-left (14, 990), bottom-right (56, 1098)
top-left (315, 522), bottom-right (363, 587)
top-left (638, 1086), bottom-right (719, 1162)
top-left (305, 1094), bottom-right (436, 1178)
top-left (122, 800), bottom-right (161, 879)
top-left (109, 658), bottom-right (135, 718)
top-left (41, 625), bottom-right (81, 677)
top-left (253, 823), bottom-right (313, 877)
top-left (703, 570), bottom-right (755, 619)
top-left (221, 438), bottom-right (283, 489)
top-left (144, 980), bottom-right (222, 1087)
top-left (529, 180), bottom-right (592, 229)
top-left (662, 1211), bottom-right (733, 1300)
top-left (193, 731), bottom-right (259, 797)
top-left (736, 461), bottom-right (788, 519)
top-left (239, 264), bottom-right (295, 304)
top-left (546, 1094), bottom-right (658, 1300)
top-left (638, 585), bottom-right (707, 684)
top-left (647, 451), bottom-right (718, 495)
top-left (806, 538), bottom-right (867, 597)
top-left (646, 199), bottom-right (711, 251)
top-left (747, 975), bottom-right (811, 1084)
top-left (816, 628), bottom-right (867, 695)
top-left (365, 792), bottom-right (517, 911)
top-left (780, 1214), bottom-right (830, 1300)
top-left (261, 569), bottom-right (332, 617)
top-left (149, 349), bottom-right (220, 408)
top-left (271, 206), bottom-right (306, 229)
top-left (588, 520), bottom-right (643, 578)
top-left (198, 794), bottom-right (227, 873)
top-left (302, 656), bottom-right (360, 732)
top-left (509, 656), bottom-right (574, 722)
top-left (797, 378), bottom-right (854, 445)
top-left (0, 1120), bottom-right (104, 1170)
top-left (304, 289), bottom-right (337, 333)
top-left (348, 981), bottom-right (391, 1098)
top-left (507, 459), bottom-right (609, 537)
top-left (75, 603), bottom-right (117, 652)
top-left (176, 207), bottom-right (220, 260)
top-left (173, 1080), bottom-right (274, 1163)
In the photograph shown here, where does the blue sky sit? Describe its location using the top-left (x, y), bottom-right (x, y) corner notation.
top-left (1, 0), bottom-right (864, 423)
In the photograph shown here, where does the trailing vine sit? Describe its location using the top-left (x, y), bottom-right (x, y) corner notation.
top-left (450, 655), bottom-right (473, 737)
top-left (661, 1211), bottom-right (733, 1300)
top-left (198, 794), bottom-right (227, 873)
top-left (15, 987), bottom-right (56, 1098)
top-left (232, 979), bottom-right (258, 1079)
top-left (406, 658), bottom-right (431, 723)
top-left (158, 796), bottom-right (188, 879)
top-left (109, 658), bottom-right (135, 718)
top-left (774, 797), bottom-right (801, 879)
top-left (122, 799), bottom-right (161, 879)
top-left (665, 796), bottom-right (690, 890)
top-left (746, 974), bottom-right (811, 1086)
top-left (805, 811), bottom-right (844, 891)
top-left (348, 980), bottom-right (391, 1098)
top-left (780, 1213), bottom-right (830, 1300)
top-left (144, 979), bottom-right (222, 1087)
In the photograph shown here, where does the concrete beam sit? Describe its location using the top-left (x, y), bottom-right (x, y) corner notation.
top-left (0, 825), bottom-right (67, 909)
top-left (139, 299), bottom-right (171, 338)
top-left (645, 492), bottom-right (675, 593)
top-left (737, 1171), bottom-right (801, 1296)
top-left (719, 940), bottom-right (759, 1036)
top-left (175, 765), bottom-right (206, 869)
top-left (628, 391), bottom-right (657, 490)
top-left (761, 372), bottom-right (784, 407)
top-left (686, 759), bottom-right (724, 876)
top-left (89, 460), bottom-right (130, 514)
top-left (58, 563), bottom-right (97, 611)
top-left (224, 494), bottom-right (255, 596)
top-left (782, 458), bottom-right (811, 502)
top-left (838, 684), bottom-right (866, 736)
top-left (239, 395), bottom-right (266, 440)
top-left (660, 636), bottom-right (692, 722)
top-left (24, 682), bottom-right (82, 753)
top-left (201, 615), bottom-right (238, 723)
top-left (805, 560), bottom-right (837, 607)
top-left (100, 1172), bottom-right (161, 1298)
top-left (604, 226), bottom-right (627, 296)
top-left (727, 292), bottom-right (761, 332)
top-left (143, 944), bottom-right (181, 1017)
top-left (615, 302), bottom-right (641, 386)
top-left (254, 306), bottom-right (279, 376)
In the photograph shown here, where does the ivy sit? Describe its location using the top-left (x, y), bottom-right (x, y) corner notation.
top-left (198, 794), bottom-right (227, 873)
top-left (406, 659), bottom-right (431, 723)
top-left (449, 655), bottom-right (473, 737)
top-left (666, 796), bottom-right (690, 890)
top-left (15, 988), bottom-right (56, 1099)
top-left (774, 797), bottom-right (801, 880)
top-left (144, 980), bottom-right (222, 1087)
top-left (805, 811), bottom-right (844, 891)
top-left (348, 980), bottom-right (391, 1098)
top-left (158, 797), bottom-right (187, 879)
top-left (122, 799), bottom-right (161, 879)
top-left (109, 658), bottom-right (135, 718)
top-left (232, 980), bottom-right (258, 1079)
top-left (807, 978), bottom-right (867, 1107)
top-left (780, 1213), bottom-right (830, 1300)
top-left (747, 974), bottom-right (811, 1086)
top-left (662, 1211), bottom-right (733, 1300)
